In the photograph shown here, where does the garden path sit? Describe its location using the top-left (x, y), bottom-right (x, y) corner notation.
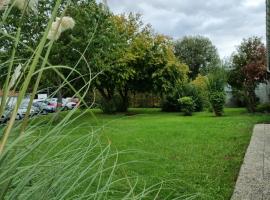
top-left (231, 124), bottom-right (270, 200)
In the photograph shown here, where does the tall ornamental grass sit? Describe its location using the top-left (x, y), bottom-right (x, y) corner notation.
top-left (0, 1), bottom-right (176, 199)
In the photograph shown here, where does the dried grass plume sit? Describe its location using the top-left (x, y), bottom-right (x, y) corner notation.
top-left (47, 16), bottom-right (75, 41)
top-left (0, 0), bottom-right (10, 10)
top-left (11, 0), bottom-right (38, 13)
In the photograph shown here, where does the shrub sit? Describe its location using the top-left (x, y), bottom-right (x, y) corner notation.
top-left (256, 103), bottom-right (270, 113)
top-left (192, 75), bottom-right (210, 110)
top-left (161, 94), bottom-right (181, 112)
top-left (183, 84), bottom-right (204, 112)
top-left (178, 97), bottom-right (195, 116)
top-left (161, 88), bottom-right (181, 112)
top-left (99, 95), bottom-right (129, 114)
top-left (207, 67), bottom-right (227, 116)
top-left (209, 92), bottom-right (226, 116)
top-left (99, 98), bottom-right (117, 114)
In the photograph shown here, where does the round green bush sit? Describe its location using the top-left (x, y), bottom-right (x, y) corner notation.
top-left (183, 84), bottom-right (204, 112)
top-left (209, 92), bottom-right (226, 116)
top-left (178, 97), bottom-right (195, 116)
top-left (256, 103), bottom-right (270, 113)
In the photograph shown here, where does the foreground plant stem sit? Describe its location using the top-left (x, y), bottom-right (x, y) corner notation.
top-left (20, 42), bottom-right (54, 134)
top-left (20, 4), bottom-right (71, 134)
top-left (0, 28), bottom-right (21, 120)
top-left (0, 0), bottom-right (63, 155)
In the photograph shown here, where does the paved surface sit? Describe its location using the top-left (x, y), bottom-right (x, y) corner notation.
top-left (231, 124), bottom-right (270, 200)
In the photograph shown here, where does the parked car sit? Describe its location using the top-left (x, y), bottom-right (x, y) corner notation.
top-left (63, 101), bottom-right (78, 110)
top-left (0, 107), bottom-right (24, 122)
top-left (18, 104), bottom-right (37, 118)
top-left (48, 98), bottom-right (63, 108)
top-left (62, 98), bottom-right (78, 110)
top-left (0, 110), bottom-right (10, 123)
top-left (33, 100), bottom-right (56, 114)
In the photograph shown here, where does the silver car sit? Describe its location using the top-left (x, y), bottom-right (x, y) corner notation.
top-left (33, 100), bottom-right (56, 114)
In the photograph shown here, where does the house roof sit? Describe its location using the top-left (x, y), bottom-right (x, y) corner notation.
top-left (0, 90), bottom-right (19, 97)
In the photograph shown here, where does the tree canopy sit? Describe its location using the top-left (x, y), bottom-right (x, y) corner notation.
top-left (228, 36), bottom-right (268, 112)
top-left (174, 35), bottom-right (220, 79)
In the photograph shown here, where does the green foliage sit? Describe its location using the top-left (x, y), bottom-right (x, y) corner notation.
top-left (174, 36), bottom-right (220, 79)
top-left (49, 1), bottom-right (122, 93)
top-left (192, 75), bottom-right (210, 110)
top-left (209, 92), bottom-right (226, 116)
top-left (161, 82), bottom-right (205, 113)
top-left (256, 103), bottom-right (270, 113)
top-left (178, 96), bottom-right (195, 116)
top-left (28, 108), bottom-right (270, 200)
top-left (99, 97), bottom-right (117, 114)
top-left (161, 93), bottom-right (181, 112)
top-left (99, 94), bottom-right (129, 114)
top-left (183, 84), bottom-right (204, 112)
top-left (228, 37), bottom-right (268, 112)
top-left (97, 15), bottom-right (189, 112)
top-left (207, 68), bottom-right (227, 116)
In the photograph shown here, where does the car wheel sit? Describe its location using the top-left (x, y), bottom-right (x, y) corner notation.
top-left (16, 114), bottom-right (21, 120)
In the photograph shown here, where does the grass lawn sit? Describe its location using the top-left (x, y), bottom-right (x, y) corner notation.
top-left (3, 108), bottom-right (270, 199)
top-left (32, 108), bottom-right (268, 200)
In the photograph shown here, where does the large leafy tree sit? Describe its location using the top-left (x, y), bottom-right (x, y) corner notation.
top-left (94, 14), bottom-right (189, 112)
top-left (93, 14), bottom-right (142, 106)
top-left (0, 1), bottom-right (55, 88)
top-left (174, 35), bottom-right (220, 79)
top-left (228, 37), bottom-right (268, 112)
top-left (1, 0), bottom-right (118, 97)
top-left (152, 38), bottom-right (189, 95)
top-left (48, 0), bottom-right (123, 98)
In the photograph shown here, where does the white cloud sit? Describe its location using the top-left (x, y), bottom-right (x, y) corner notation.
top-left (107, 0), bottom-right (266, 58)
top-left (242, 0), bottom-right (265, 8)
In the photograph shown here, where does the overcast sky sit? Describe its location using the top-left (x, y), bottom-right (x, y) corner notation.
top-left (106, 0), bottom-right (266, 58)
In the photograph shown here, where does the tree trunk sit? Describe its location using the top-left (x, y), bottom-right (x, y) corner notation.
top-left (118, 86), bottom-right (129, 112)
top-left (244, 85), bottom-right (257, 113)
top-left (98, 88), bottom-right (114, 101)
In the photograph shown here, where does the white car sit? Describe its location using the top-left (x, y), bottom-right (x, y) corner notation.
top-left (62, 98), bottom-right (78, 110)
top-left (63, 102), bottom-right (78, 110)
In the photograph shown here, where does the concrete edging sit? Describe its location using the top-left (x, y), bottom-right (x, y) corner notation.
top-left (231, 124), bottom-right (270, 200)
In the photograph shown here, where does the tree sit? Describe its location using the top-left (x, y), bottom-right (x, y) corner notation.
top-left (48, 1), bottom-right (123, 96)
top-left (207, 68), bottom-right (226, 116)
top-left (95, 14), bottom-right (189, 113)
top-left (93, 13), bottom-right (149, 112)
top-left (0, 1), bottom-right (55, 89)
top-left (152, 37), bottom-right (189, 95)
top-left (174, 35), bottom-right (220, 79)
top-left (1, 0), bottom-right (119, 100)
top-left (228, 37), bottom-right (268, 112)
top-left (192, 74), bottom-right (210, 109)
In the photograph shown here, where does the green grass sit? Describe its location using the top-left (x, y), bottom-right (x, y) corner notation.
top-left (4, 108), bottom-right (270, 199)
top-left (31, 108), bottom-right (269, 199)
